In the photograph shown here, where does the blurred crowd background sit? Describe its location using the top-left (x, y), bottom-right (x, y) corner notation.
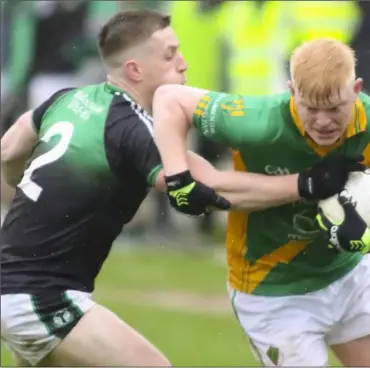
top-left (1, 0), bottom-right (370, 246)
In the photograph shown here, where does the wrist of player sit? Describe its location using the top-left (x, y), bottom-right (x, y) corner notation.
top-left (162, 154), bottom-right (189, 178)
top-left (340, 222), bottom-right (370, 254)
top-left (165, 171), bottom-right (208, 216)
top-left (297, 172), bottom-right (314, 200)
top-left (298, 154), bottom-right (366, 201)
top-left (165, 170), bottom-right (194, 191)
top-left (298, 170), bottom-right (345, 200)
top-left (328, 226), bottom-right (370, 254)
top-left (165, 170), bottom-right (231, 215)
top-left (164, 166), bottom-right (190, 178)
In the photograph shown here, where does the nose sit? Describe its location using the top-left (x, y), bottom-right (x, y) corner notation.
top-left (177, 53), bottom-right (187, 72)
top-left (315, 111), bottom-right (332, 126)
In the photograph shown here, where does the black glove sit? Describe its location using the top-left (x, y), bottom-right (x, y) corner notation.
top-left (298, 154), bottom-right (365, 201)
top-left (165, 170), bottom-right (230, 216)
top-left (316, 191), bottom-right (370, 254)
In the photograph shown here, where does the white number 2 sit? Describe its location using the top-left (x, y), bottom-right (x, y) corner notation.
top-left (18, 121), bottom-right (74, 201)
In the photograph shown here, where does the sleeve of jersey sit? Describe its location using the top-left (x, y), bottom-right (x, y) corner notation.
top-left (192, 91), bottom-right (267, 148)
top-left (122, 121), bottom-right (163, 186)
top-left (31, 88), bottom-right (76, 132)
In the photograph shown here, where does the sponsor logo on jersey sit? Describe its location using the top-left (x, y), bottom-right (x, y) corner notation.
top-left (200, 94), bottom-right (225, 138)
top-left (264, 165), bottom-right (291, 176)
top-left (74, 91), bottom-right (103, 113)
top-left (290, 207), bottom-right (321, 241)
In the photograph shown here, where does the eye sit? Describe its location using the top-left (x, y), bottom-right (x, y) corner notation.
top-left (328, 106), bottom-right (340, 113)
top-left (307, 107), bottom-right (318, 113)
top-left (164, 53), bottom-right (174, 60)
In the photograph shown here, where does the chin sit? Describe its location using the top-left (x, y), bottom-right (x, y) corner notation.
top-left (311, 135), bottom-right (341, 147)
top-left (164, 79), bottom-right (184, 86)
top-left (176, 78), bottom-right (186, 85)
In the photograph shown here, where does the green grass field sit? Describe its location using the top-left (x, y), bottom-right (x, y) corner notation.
top-left (1, 246), bottom-right (340, 366)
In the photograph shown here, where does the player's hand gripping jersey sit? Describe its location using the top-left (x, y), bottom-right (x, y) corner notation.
top-left (193, 92), bottom-right (370, 296)
top-left (1, 83), bottom-right (163, 294)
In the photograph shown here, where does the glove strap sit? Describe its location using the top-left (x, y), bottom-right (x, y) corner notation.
top-left (297, 173), bottom-right (314, 200)
top-left (165, 170), bottom-right (193, 190)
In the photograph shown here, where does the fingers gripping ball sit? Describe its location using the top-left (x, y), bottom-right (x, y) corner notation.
top-left (317, 171), bottom-right (370, 254)
top-left (318, 171), bottom-right (370, 227)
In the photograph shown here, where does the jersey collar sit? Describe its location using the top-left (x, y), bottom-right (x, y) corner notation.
top-left (103, 82), bottom-right (135, 101)
top-left (289, 97), bottom-right (367, 156)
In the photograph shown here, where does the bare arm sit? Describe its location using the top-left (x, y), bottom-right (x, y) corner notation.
top-left (153, 85), bottom-right (208, 176)
top-left (1, 111), bottom-right (38, 187)
top-left (154, 151), bottom-right (300, 211)
top-left (186, 152), bottom-right (300, 211)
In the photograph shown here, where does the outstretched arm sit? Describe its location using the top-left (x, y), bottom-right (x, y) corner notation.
top-left (186, 152), bottom-right (300, 211)
top-left (153, 85), bottom-right (301, 211)
top-left (154, 151), bottom-right (300, 211)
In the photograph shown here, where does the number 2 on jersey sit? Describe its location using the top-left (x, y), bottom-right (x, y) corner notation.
top-left (18, 121), bottom-right (74, 201)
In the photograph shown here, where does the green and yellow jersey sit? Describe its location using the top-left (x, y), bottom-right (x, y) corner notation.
top-left (193, 91), bottom-right (370, 296)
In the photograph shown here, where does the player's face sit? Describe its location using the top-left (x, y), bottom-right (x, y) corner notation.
top-left (291, 79), bottom-right (363, 146)
top-left (143, 26), bottom-right (187, 90)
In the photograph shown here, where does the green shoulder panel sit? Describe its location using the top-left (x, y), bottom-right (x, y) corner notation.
top-left (34, 84), bottom-right (114, 178)
top-left (192, 91), bottom-right (291, 149)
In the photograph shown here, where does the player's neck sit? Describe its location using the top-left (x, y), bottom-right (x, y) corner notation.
top-left (106, 75), bottom-right (152, 113)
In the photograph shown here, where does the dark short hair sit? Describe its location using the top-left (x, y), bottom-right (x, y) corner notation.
top-left (98, 10), bottom-right (171, 64)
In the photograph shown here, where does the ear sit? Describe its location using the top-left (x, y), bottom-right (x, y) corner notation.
top-left (287, 80), bottom-right (295, 96)
top-left (353, 78), bottom-right (363, 95)
top-left (123, 60), bottom-right (142, 82)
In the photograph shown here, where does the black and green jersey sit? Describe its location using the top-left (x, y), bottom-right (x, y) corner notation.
top-left (1, 83), bottom-right (162, 294)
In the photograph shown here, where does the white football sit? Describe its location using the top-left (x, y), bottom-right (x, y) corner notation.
top-left (318, 170), bottom-right (370, 227)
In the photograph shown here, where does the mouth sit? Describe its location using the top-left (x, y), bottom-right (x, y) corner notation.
top-left (315, 129), bottom-right (339, 138)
